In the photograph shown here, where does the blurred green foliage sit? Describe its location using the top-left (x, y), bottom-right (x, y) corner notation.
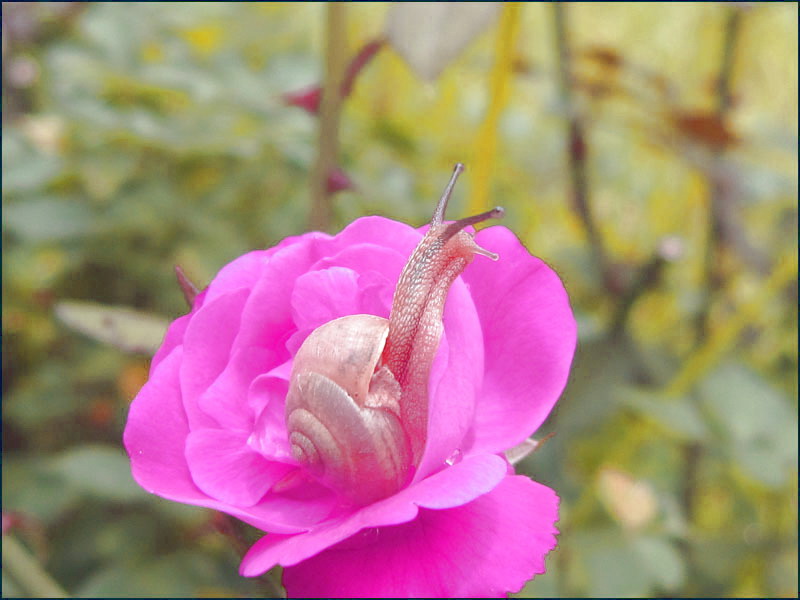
top-left (2, 3), bottom-right (797, 597)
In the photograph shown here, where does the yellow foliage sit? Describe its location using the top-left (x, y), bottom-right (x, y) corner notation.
top-left (468, 3), bottom-right (521, 215)
top-left (695, 485), bottom-right (734, 531)
top-left (666, 252), bottom-right (798, 396)
top-left (180, 24), bottom-right (224, 56)
top-left (183, 165), bottom-right (223, 196)
top-left (141, 41), bottom-right (164, 63)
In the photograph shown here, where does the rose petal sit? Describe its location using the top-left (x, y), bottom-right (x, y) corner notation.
top-left (150, 312), bottom-right (191, 372)
top-left (253, 484), bottom-right (339, 530)
top-left (247, 359), bottom-right (292, 414)
top-left (248, 372), bottom-right (294, 462)
top-left (314, 243), bottom-right (407, 290)
top-left (127, 347), bottom-right (338, 533)
top-left (185, 429), bottom-right (294, 506)
top-left (125, 347), bottom-right (194, 497)
top-left (180, 289), bottom-right (250, 430)
top-left (288, 267), bottom-right (363, 354)
top-left (202, 250), bottom-right (270, 304)
top-left (292, 267), bottom-right (361, 326)
top-left (128, 214), bottom-right (573, 585)
top-left (151, 282), bottom-right (209, 372)
top-left (239, 453), bottom-right (508, 576)
top-left (197, 346), bottom-right (275, 430)
top-left (233, 237), bottom-right (330, 356)
top-left (281, 475), bottom-right (559, 598)
top-left (357, 270), bottom-right (394, 317)
top-left (462, 226), bottom-right (577, 455)
top-left (332, 216), bottom-right (421, 257)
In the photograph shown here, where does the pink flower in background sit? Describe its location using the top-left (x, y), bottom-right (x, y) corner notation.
top-left (124, 215), bottom-right (576, 597)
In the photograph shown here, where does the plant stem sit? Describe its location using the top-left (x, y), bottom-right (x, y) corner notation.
top-left (468, 2), bottom-right (521, 215)
top-left (308, 3), bottom-right (348, 231)
top-left (552, 3), bottom-right (610, 289)
top-left (2, 534), bottom-right (69, 598)
top-left (218, 515), bottom-right (285, 598)
top-left (693, 6), bottom-right (742, 345)
top-left (610, 236), bottom-right (686, 337)
top-left (680, 6), bottom-right (744, 577)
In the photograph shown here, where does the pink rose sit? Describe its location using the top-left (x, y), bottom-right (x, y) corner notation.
top-left (124, 214), bottom-right (576, 597)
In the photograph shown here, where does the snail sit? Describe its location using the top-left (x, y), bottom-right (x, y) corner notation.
top-left (285, 164), bottom-right (504, 506)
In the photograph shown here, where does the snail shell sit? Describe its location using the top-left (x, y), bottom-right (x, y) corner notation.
top-left (286, 164), bottom-right (503, 505)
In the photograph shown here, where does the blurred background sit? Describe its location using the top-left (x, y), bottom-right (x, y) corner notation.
top-left (2, 2), bottom-right (797, 597)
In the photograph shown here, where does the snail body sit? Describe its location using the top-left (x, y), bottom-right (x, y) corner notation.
top-left (286, 164), bottom-right (503, 505)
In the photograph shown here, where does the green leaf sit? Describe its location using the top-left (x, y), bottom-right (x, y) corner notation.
top-left (1, 130), bottom-right (63, 194)
top-left (75, 551), bottom-right (226, 598)
top-left (691, 537), bottom-right (748, 586)
top-left (557, 337), bottom-right (639, 436)
top-left (730, 442), bottom-right (796, 489)
top-left (2, 456), bottom-right (81, 524)
top-left (1, 535), bottom-right (69, 598)
top-left (78, 152), bottom-right (139, 201)
top-left (699, 363), bottom-right (796, 444)
top-left (577, 530), bottom-right (652, 597)
top-left (2, 571), bottom-right (23, 598)
top-left (49, 444), bottom-right (147, 502)
top-left (767, 547), bottom-right (800, 597)
top-left (55, 300), bottom-right (170, 354)
top-left (574, 310), bottom-right (606, 343)
top-left (699, 362), bottom-right (798, 488)
top-left (621, 387), bottom-right (709, 441)
top-left (3, 197), bottom-right (95, 242)
top-left (45, 501), bottom-right (159, 587)
top-left (4, 364), bottom-right (85, 429)
top-left (90, 513), bottom-right (163, 562)
top-left (574, 530), bottom-right (686, 596)
top-left (632, 536), bottom-right (686, 590)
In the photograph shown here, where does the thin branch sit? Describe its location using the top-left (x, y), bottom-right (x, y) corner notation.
top-left (308, 3), bottom-right (348, 231)
top-left (214, 515), bottom-right (285, 598)
top-left (553, 3), bottom-right (611, 290)
top-left (610, 236), bottom-right (685, 337)
top-left (694, 6), bottom-right (743, 345)
top-left (2, 534), bottom-right (70, 598)
top-left (681, 7), bottom-right (744, 535)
